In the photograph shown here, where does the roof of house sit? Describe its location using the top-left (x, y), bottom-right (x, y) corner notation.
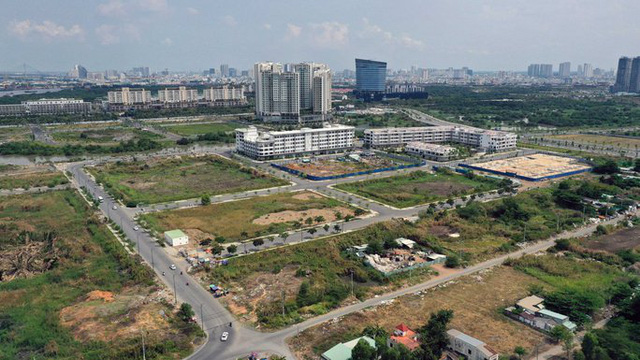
top-left (538, 309), bottom-right (568, 321)
top-left (164, 229), bottom-right (187, 239)
top-left (516, 295), bottom-right (545, 313)
top-left (321, 336), bottom-right (376, 360)
top-left (395, 238), bottom-right (417, 248)
top-left (447, 329), bottom-right (497, 357)
top-left (390, 334), bottom-right (421, 351)
top-left (396, 323), bottom-right (410, 332)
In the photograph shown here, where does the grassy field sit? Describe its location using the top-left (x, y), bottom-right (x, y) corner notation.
top-left (140, 190), bottom-right (362, 242)
top-left (547, 134), bottom-right (640, 148)
top-left (0, 169), bottom-right (68, 190)
top-left (162, 122), bottom-right (242, 136)
top-left (335, 169), bottom-right (505, 208)
top-left (51, 127), bottom-right (163, 146)
top-left (0, 127), bottom-right (31, 142)
top-left (0, 190), bottom-right (201, 359)
top-left (89, 155), bottom-right (287, 205)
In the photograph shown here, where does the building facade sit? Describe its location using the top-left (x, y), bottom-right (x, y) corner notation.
top-left (364, 126), bottom-right (517, 152)
top-left (157, 86), bottom-right (199, 103)
top-left (614, 56), bottom-right (634, 93)
top-left (0, 98), bottom-right (92, 116)
top-left (203, 85), bottom-right (246, 102)
top-left (630, 57), bottom-right (640, 93)
top-left (405, 142), bottom-right (457, 161)
top-left (447, 329), bottom-right (498, 360)
top-left (107, 87), bottom-right (152, 105)
top-left (355, 58), bottom-right (387, 92)
top-left (254, 61), bottom-right (332, 123)
top-left (235, 124), bottom-right (354, 159)
top-left (558, 62), bottom-right (571, 78)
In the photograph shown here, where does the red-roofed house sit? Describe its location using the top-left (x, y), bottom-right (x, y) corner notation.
top-left (387, 323), bottom-right (421, 351)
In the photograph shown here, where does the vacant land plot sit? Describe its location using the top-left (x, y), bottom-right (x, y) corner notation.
top-left (0, 190), bottom-right (201, 359)
top-left (207, 220), bottom-right (436, 329)
top-left (0, 126), bottom-right (31, 142)
top-left (548, 134), bottom-right (640, 149)
top-left (162, 122), bottom-right (242, 136)
top-left (89, 155), bottom-right (287, 205)
top-left (335, 170), bottom-right (504, 208)
top-left (51, 127), bottom-right (163, 146)
top-left (336, 112), bottom-right (424, 128)
top-left (289, 266), bottom-right (546, 359)
top-left (0, 165), bottom-right (68, 190)
top-left (467, 153), bottom-right (592, 181)
top-left (140, 190), bottom-right (362, 242)
top-left (283, 154), bottom-right (413, 178)
top-left (582, 226), bottom-right (640, 253)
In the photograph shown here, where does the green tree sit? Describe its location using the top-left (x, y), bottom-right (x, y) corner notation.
top-left (215, 235), bottom-right (226, 243)
top-left (200, 194), bottom-right (211, 205)
top-left (253, 238), bottom-right (264, 247)
top-left (445, 255), bottom-right (460, 268)
top-left (549, 325), bottom-right (571, 344)
top-left (227, 244), bottom-right (237, 254)
top-left (418, 309), bottom-right (454, 359)
top-left (177, 303), bottom-right (195, 322)
top-left (582, 333), bottom-right (599, 360)
top-left (352, 339), bottom-right (376, 360)
top-left (211, 244), bottom-right (224, 255)
top-left (366, 239), bottom-right (384, 255)
top-left (514, 346), bottom-right (527, 360)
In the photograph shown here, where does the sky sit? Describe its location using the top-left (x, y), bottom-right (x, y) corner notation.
top-left (1, 0), bottom-right (639, 73)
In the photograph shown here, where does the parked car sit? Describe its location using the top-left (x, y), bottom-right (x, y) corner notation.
top-left (170, 264), bottom-right (176, 270)
top-left (220, 332), bottom-right (229, 341)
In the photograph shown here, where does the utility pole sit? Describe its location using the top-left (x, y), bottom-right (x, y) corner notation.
top-left (281, 290), bottom-right (285, 316)
top-left (200, 303), bottom-right (204, 331)
top-left (350, 270), bottom-right (354, 298)
top-left (172, 274), bottom-right (177, 304)
top-left (151, 247), bottom-right (154, 269)
top-left (141, 329), bottom-right (146, 360)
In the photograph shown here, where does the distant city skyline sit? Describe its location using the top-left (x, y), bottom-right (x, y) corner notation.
top-left (1, 0), bottom-right (639, 72)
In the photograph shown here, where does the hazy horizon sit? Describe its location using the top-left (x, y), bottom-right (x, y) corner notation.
top-left (2, 0), bottom-right (639, 73)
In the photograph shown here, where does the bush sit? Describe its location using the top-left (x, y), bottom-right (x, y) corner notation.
top-left (445, 255), bottom-right (461, 268)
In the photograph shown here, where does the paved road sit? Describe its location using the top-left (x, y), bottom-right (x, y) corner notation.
top-left (62, 145), bottom-right (636, 360)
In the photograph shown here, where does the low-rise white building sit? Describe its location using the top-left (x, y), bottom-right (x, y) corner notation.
top-left (447, 329), bottom-right (499, 360)
top-left (0, 98), bottom-right (91, 116)
top-left (235, 124), bottom-right (354, 160)
top-left (405, 142), bottom-right (457, 161)
top-left (364, 126), bottom-right (516, 152)
top-left (164, 230), bottom-right (189, 247)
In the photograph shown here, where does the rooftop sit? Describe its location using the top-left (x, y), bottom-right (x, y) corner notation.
top-left (322, 336), bottom-right (376, 360)
top-left (164, 229), bottom-right (187, 239)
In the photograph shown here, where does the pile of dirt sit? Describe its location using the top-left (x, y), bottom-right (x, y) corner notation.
top-left (292, 192), bottom-right (322, 200)
top-left (60, 288), bottom-right (170, 343)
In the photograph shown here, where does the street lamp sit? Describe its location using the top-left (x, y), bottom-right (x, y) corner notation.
top-left (172, 274), bottom-right (177, 304)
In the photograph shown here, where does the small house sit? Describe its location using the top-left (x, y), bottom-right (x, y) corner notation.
top-left (164, 229), bottom-right (189, 247)
top-left (388, 323), bottom-right (421, 351)
top-left (395, 238), bottom-right (417, 249)
top-left (321, 336), bottom-right (376, 360)
top-left (537, 309), bottom-right (577, 332)
top-left (516, 295), bottom-right (545, 314)
top-left (447, 329), bottom-right (498, 360)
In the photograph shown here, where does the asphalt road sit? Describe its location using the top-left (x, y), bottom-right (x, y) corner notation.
top-left (61, 141), bottom-right (637, 360)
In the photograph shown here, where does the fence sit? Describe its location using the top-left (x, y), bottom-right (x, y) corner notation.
top-left (271, 161), bottom-right (426, 181)
top-left (458, 163), bottom-right (592, 182)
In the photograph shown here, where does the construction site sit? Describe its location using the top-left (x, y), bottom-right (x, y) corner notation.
top-left (460, 153), bottom-right (592, 182)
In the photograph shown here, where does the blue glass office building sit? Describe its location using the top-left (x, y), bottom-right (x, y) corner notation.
top-left (355, 58), bottom-right (387, 92)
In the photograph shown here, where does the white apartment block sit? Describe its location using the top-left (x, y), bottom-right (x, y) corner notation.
top-left (255, 61), bottom-right (332, 123)
top-left (405, 142), bottom-right (456, 161)
top-left (0, 98), bottom-right (92, 116)
top-left (236, 124), bottom-right (354, 159)
top-left (157, 86), bottom-right (199, 103)
top-left (203, 85), bottom-right (245, 101)
top-left (107, 87), bottom-right (152, 105)
top-left (364, 126), bottom-right (517, 152)
top-left (313, 69), bottom-right (332, 115)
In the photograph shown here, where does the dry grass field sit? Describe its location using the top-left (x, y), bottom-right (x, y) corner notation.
top-left (289, 266), bottom-right (547, 359)
top-left (0, 164), bottom-right (68, 190)
top-left (548, 134), bottom-right (640, 148)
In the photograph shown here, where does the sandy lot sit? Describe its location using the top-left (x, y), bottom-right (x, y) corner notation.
top-left (471, 153), bottom-right (591, 180)
top-left (253, 206), bottom-right (354, 225)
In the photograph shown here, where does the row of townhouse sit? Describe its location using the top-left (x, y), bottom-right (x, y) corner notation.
top-left (0, 98), bottom-right (92, 117)
top-left (235, 124), bottom-right (354, 160)
top-left (106, 85), bottom-right (246, 110)
top-left (363, 126), bottom-right (517, 152)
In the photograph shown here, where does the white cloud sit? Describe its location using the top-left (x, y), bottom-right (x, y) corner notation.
top-left (222, 15), bottom-right (237, 27)
top-left (310, 22), bottom-right (349, 47)
top-left (9, 20), bottom-right (84, 41)
top-left (95, 24), bottom-right (140, 45)
top-left (286, 23), bottom-right (302, 39)
top-left (98, 0), bottom-right (126, 16)
top-left (360, 18), bottom-right (424, 50)
top-left (162, 37), bottom-right (173, 46)
top-left (138, 0), bottom-right (168, 13)
top-left (186, 7), bottom-right (199, 15)
top-left (95, 25), bottom-right (119, 44)
top-left (264, 23), bottom-right (272, 30)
